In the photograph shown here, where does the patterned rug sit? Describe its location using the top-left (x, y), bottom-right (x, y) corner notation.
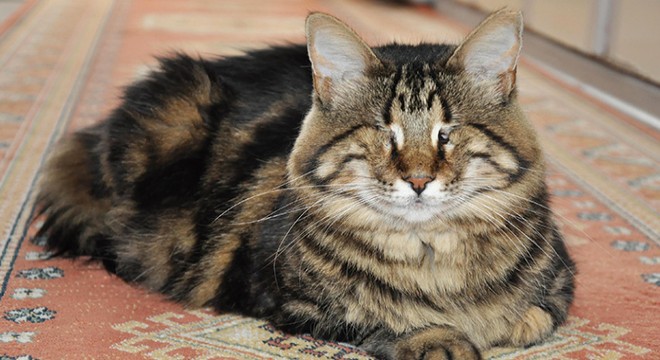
top-left (1, 0), bottom-right (658, 359)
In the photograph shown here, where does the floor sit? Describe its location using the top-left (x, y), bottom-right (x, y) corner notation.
top-left (0, 1), bottom-right (24, 25)
top-left (0, 1), bottom-right (658, 359)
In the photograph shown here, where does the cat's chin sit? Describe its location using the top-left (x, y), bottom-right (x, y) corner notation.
top-left (366, 197), bottom-right (453, 224)
top-left (393, 209), bottom-right (438, 224)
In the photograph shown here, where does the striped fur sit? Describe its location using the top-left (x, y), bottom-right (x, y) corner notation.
top-left (37, 11), bottom-right (574, 359)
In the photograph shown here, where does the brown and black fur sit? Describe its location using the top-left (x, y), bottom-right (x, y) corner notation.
top-left (36, 11), bottom-right (575, 360)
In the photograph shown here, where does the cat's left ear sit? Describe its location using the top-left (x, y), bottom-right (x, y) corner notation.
top-left (446, 9), bottom-right (523, 99)
top-left (306, 13), bottom-right (381, 105)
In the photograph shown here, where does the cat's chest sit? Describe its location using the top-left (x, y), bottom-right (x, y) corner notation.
top-left (357, 227), bottom-right (467, 279)
top-left (344, 229), bottom-right (511, 334)
top-left (328, 229), bottom-right (472, 311)
top-left (377, 229), bottom-right (461, 262)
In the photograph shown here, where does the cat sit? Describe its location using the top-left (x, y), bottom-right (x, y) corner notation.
top-left (36, 9), bottom-right (575, 360)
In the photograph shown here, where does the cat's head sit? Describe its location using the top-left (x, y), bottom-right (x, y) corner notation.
top-left (288, 10), bottom-right (544, 228)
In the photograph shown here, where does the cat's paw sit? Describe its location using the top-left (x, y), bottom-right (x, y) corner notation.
top-left (394, 328), bottom-right (481, 360)
top-left (398, 342), bottom-right (481, 360)
top-left (510, 306), bottom-right (554, 347)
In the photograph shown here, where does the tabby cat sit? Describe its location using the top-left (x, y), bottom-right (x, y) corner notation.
top-left (37, 9), bottom-right (575, 360)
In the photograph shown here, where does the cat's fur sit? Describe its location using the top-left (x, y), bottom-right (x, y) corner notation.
top-left (36, 10), bottom-right (575, 360)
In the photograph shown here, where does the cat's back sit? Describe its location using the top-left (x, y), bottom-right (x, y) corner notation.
top-left (120, 44), bottom-right (313, 129)
top-left (209, 44), bottom-right (313, 123)
top-left (36, 44), bottom-right (314, 275)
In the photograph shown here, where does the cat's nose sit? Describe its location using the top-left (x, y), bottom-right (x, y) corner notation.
top-left (404, 175), bottom-right (434, 195)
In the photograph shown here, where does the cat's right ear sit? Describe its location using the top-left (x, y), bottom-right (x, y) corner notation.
top-left (306, 13), bottom-right (381, 105)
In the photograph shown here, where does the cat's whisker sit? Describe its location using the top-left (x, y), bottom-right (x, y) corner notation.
top-left (475, 185), bottom-right (615, 261)
top-left (267, 194), bottom-right (375, 286)
top-left (211, 170), bottom-right (335, 223)
top-left (461, 202), bottom-right (557, 303)
top-left (487, 188), bottom-right (597, 234)
top-left (276, 193), bottom-right (377, 257)
top-left (274, 193), bottom-right (380, 265)
top-left (474, 192), bottom-right (579, 281)
top-left (231, 184), bottom-right (366, 226)
top-left (268, 191), bottom-right (369, 280)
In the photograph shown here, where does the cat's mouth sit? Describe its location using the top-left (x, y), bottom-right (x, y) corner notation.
top-left (361, 192), bottom-right (456, 223)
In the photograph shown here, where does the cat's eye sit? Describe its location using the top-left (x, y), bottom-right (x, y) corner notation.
top-left (438, 131), bottom-right (450, 145)
top-left (388, 131), bottom-right (397, 148)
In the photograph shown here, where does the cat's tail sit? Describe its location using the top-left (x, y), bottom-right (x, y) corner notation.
top-left (35, 123), bottom-right (115, 267)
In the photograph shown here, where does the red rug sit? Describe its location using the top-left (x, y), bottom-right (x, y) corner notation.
top-left (1, 1), bottom-right (658, 359)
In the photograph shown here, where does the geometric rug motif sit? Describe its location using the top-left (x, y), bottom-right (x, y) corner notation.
top-left (111, 310), bottom-right (372, 360)
top-left (485, 317), bottom-right (651, 360)
top-left (111, 310), bottom-right (651, 360)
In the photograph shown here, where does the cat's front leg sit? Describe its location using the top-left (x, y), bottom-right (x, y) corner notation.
top-left (360, 326), bottom-right (481, 360)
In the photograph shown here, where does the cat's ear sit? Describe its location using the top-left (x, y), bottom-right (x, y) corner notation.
top-left (306, 13), bottom-right (381, 104)
top-left (446, 9), bottom-right (523, 99)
